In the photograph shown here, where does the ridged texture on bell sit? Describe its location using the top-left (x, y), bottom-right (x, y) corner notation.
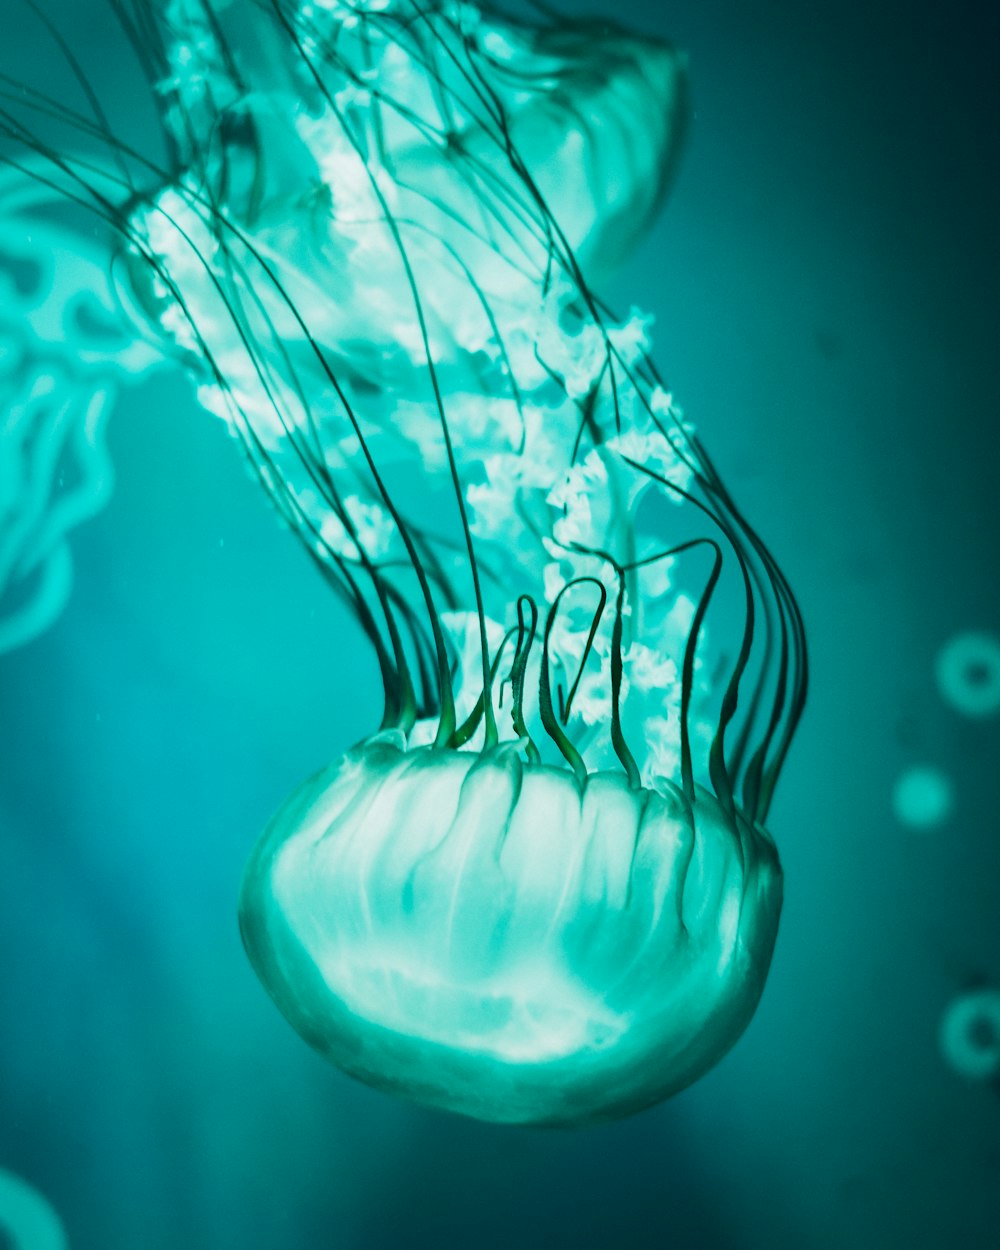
top-left (239, 733), bottom-right (782, 1125)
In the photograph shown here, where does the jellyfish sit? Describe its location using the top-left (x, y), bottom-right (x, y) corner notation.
top-left (0, 159), bottom-right (165, 653)
top-left (2, 0), bottom-right (806, 1124)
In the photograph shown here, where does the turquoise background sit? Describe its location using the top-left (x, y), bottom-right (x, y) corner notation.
top-left (1, 1), bottom-right (998, 1247)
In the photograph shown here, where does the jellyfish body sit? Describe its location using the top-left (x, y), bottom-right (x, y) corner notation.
top-left (111, 0), bottom-right (722, 786)
top-left (0, 162), bottom-right (163, 652)
top-left (2, 0), bottom-right (806, 1122)
top-left (240, 733), bottom-right (782, 1124)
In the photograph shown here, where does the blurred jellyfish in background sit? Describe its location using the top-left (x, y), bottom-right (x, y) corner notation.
top-left (939, 988), bottom-right (1000, 1087)
top-left (0, 1168), bottom-right (68, 1250)
top-left (936, 631), bottom-right (1000, 719)
top-left (0, 160), bottom-right (165, 653)
top-left (1, 0), bottom-right (806, 1125)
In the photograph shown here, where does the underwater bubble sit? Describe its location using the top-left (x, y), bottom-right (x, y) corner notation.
top-left (935, 631), bottom-right (1000, 718)
top-left (891, 765), bottom-right (954, 829)
top-left (0, 1169), bottom-right (67, 1250)
top-left (939, 988), bottom-right (1000, 1083)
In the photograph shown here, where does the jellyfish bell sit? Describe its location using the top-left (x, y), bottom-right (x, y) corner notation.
top-left (239, 733), bottom-right (782, 1125)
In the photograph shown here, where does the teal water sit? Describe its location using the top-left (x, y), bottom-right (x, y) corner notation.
top-left (1, 1), bottom-right (998, 1247)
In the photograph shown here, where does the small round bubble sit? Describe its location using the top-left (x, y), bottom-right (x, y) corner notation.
top-left (939, 988), bottom-right (1000, 1083)
top-left (892, 765), bottom-right (954, 829)
top-left (935, 631), bottom-right (1000, 718)
top-left (0, 1169), bottom-right (68, 1250)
